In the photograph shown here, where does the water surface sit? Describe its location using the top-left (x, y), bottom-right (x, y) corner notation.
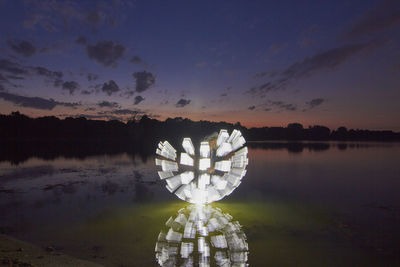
top-left (1, 141), bottom-right (399, 266)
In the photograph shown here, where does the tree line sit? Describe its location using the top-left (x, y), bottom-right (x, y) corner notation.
top-left (1, 112), bottom-right (399, 145)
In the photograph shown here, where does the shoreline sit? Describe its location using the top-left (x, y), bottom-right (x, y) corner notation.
top-left (0, 234), bottom-right (101, 267)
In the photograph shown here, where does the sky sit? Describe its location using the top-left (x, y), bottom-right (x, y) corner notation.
top-left (0, 0), bottom-right (399, 130)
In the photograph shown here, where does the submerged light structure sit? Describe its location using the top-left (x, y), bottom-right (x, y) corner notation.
top-left (155, 129), bottom-right (248, 204)
top-left (155, 205), bottom-right (249, 266)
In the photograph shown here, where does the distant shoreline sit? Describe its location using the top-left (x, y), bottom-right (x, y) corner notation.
top-left (1, 112), bottom-right (399, 142)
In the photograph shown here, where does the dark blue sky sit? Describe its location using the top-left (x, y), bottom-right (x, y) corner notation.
top-left (0, 0), bottom-right (399, 130)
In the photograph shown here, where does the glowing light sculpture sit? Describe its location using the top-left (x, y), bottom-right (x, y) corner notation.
top-left (155, 205), bottom-right (249, 266)
top-left (155, 129), bottom-right (248, 204)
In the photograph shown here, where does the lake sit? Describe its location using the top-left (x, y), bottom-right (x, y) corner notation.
top-left (0, 141), bottom-right (399, 266)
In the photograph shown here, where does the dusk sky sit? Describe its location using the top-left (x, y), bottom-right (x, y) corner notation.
top-left (0, 0), bottom-right (399, 130)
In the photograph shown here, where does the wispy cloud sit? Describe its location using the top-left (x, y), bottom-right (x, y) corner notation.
top-left (303, 98), bottom-right (326, 111)
top-left (22, 0), bottom-right (133, 31)
top-left (7, 39), bottom-right (36, 57)
top-left (97, 101), bottom-right (120, 108)
top-left (307, 98), bottom-right (325, 108)
top-left (266, 100), bottom-right (297, 111)
top-left (248, 41), bottom-right (380, 96)
top-left (343, 0), bottom-right (400, 40)
top-left (0, 92), bottom-right (80, 110)
top-left (0, 58), bottom-right (62, 80)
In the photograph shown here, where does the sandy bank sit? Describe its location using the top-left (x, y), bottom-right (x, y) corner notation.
top-left (0, 234), bottom-right (102, 267)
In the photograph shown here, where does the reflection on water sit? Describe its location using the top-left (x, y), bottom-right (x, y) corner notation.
top-left (155, 205), bottom-right (248, 266)
top-left (0, 140), bottom-right (393, 165)
top-left (0, 141), bottom-right (399, 265)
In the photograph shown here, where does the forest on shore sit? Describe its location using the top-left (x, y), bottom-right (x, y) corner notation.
top-left (1, 111), bottom-right (399, 143)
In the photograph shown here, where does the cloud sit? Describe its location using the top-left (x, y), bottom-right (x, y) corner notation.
top-left (306, 98), bottom-right (325, 109)
top-left (248, 41), bottom-right (379, 96)
top-left (7, 40), bottom-right (36, 57)
top-left (344, 0), bottom-right (400, 39)
top-left (109, 108), bottom-right (145, 115)
top-left (77, 108), bottom-right (158, 121)
top-left (0, 73), bottom-right (7, 81)
top-left (97, 101), bottom-right (120, 108)
top-left (0, 59), bottom-right (61, 79)
top-left (263, 100), bottom-right (297, 111)
top-left (282, 43), bottom-right (371, 77)
top-left (81, 89), bottom-right (93, 95)
top-left (22, 0), bottom-right (132, 31)
top-left (0, 74), bottom-right (7, 88)
top-left (253, 71), bottom-right (277, 79)
top-left (122, 90), bottom-right (135, 98)
top-left (54, 79), bottom-right (63, 87)
top-left (38, 43), bottom-right (62, 54)
top-left (132, 71), bottom-right (155, 92)
top-left (22, 1), bottom-right (82, 31)
top-left (75, 36), bottom-right (87, 45)
top-left (32, 66), bottom-right (63, 79)
top-left (86, 9), bottom-right (103, 27)
top-left (303, 98), bottom-right (326, 111)
top-left (134, 95), bottom-right (145, 105)
top-left (86, 41), bottom-right (125, 67)
top-left (130, 56), bottom-right (142, 64)
top-left (129, 56), bottom-right (152, 69)
top-left (72, 113), bottom-right (122, 121)
top-left (248, 105), bottom-right (255, 110)
top-left (101, 80), bottom-right (120, 96)
top-left (273, 102), bottom-right (296, 111)
top-left (0, 59), bottom-right (63, 82)
top-left (220, 93), bottom-right (227, 97)
top-left (87, 73), bottom-right (98, 81)
top-left (246, 82), bottom-right (279, 96)
top-left (62, 81), bottom-right (80, 94)
top-left (5, 75), bottom-right (24, 80)
top-left (23, 13), bottom-right (55, 31)
top-left (0, 92), bottom-right (80, 110)
top-left (0, 59), bottom-right (29, 75)
top-left (176, 98), bottom-right (191, 108)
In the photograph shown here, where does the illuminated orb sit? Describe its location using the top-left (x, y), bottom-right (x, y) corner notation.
top-left (155, 205), bottom-right (249, 266)
top-left (155, 129), bottom-right (248, 204)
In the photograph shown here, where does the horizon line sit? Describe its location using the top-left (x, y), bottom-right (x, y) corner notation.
top-left (2, 111), bottom-right (399, 134)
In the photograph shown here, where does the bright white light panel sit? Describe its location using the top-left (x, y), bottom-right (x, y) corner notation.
top-left (155, 205), bottom-right (249, 266)
top-left (155, 129), bottom-right (248, 204)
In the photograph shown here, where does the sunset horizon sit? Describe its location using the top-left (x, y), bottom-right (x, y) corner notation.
top-left (1, 1), bottom-right (400, 266)
top-left (1, 1), bottom-right (399, 132)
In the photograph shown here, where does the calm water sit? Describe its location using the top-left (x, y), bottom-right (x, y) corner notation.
top-left (0, 141), bottom-right (399, 266)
